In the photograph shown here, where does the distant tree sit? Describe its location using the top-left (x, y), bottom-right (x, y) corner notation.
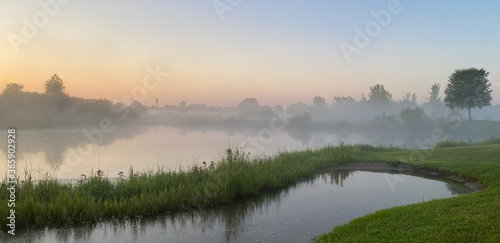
top-left (289, 112), bottom-right (312, 129)
top-left (238, 98), bottom-right (259, 110)
top-left (428, 83), bottom-right (441, 104)
top-left (313, 96), bottom-right (326, 107)
top-left (333, 96), bottom-right (356, 105)
top-left (286, 101), bottom-right (309, 115)
top-left (360, 93), bottom-right (367, 102)
top-left (401, 92), bottom-right (417, 104)
top-left (2, 83), bottom-right (24, 95)
top-left (444, 68), bottom-right (492, 120)
top-left (44, 74), bottom-right (66, 96)
top-left (178, 100), bottom-right (187, 113)
top-left (275, 104), bottom-right (284, 113)
top-left (374, 112), bottom-right (399, 127)
top-left (400, 106), bottom-right (426, 127)
top-left (187, 103), bottom-right (210, 112)
top-left (131, 100), bottom-right (148, 116)
top-left (368, 84), bottom-right (392, 104)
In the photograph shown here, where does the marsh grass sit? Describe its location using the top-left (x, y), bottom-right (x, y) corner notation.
top-left (354, 144), bottom-right (404, 152)
top-left (0, 143), bottom-right (354, 231)
top-left (435, 137), bottom-right (500, 148)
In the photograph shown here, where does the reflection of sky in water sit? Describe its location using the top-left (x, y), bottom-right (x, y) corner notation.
top-left (0, 126), bottom-right (491, 180)
top-left (1, 171), bottom-right (475, 243)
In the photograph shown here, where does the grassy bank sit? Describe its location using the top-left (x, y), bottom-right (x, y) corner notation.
top-left (0, 144), bottom-right (354, 231)
top-left (435, 136), bottom-right (500, 148)
top-left (3, 141), bottom-right (499, 240)
top-left (316, 143), bottom-right (500, 242)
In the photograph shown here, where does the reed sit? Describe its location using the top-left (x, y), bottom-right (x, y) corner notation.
top-left (0, 142), bottom-right (354, 231)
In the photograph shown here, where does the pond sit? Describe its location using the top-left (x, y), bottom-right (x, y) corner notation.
top-left (1, 125), bottom-right (486, 180)
top-left (0, 125), bottom-right (405, 180)
top-left (4, 170), bottom-right (476, 243)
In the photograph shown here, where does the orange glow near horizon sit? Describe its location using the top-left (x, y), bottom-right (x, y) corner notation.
top-left (1, 1), bottom-right (499, 107)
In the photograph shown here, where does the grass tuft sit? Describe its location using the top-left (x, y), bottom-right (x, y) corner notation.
top-left (0, 143), bottom-right (354, 231)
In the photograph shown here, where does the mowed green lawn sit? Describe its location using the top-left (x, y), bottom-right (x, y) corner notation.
top-left (317, 144), bottom-right (500, 242)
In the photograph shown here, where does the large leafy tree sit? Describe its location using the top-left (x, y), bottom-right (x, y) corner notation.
top-left (368, 84), bottom-right (392, 104)
top-left (444, 68), bottom-right (492, 120)
top-left (313, 96), bottom-right (326, 107)
top-left (44, 74), bottom-right (66, 96)
top-left (2, 83), bottom-right (24, 95)
top-left (400, 106), bottom-right (426, 127)
top-left (238, 98), bottom-right (259, 110)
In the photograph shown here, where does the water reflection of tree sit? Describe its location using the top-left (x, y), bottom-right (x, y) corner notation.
top-left (320, 170), bottom-right (351, 187)
top-left (286, 129), bottom-right (312, 145)
top-left (394, 171), bottom-right (475, 196)
top-left (445, 182), bottom-right (472, 195)
top-left (16, 126), bottom-right (148, 170)
top-left (199, 189), bottom-right (288, 242)
top-left (44, 148), bottom-right (65, 170)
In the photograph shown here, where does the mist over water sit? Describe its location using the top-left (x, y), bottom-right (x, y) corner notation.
top-left (2, 1), bottom-right (500, 242)
top-left (0, 125), bottom-right (399, 180)
top-left (1, 101), bottom-right (499, 181)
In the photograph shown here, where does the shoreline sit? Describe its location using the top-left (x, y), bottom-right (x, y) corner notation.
top-left (325, 162), bottom-right (486, 191)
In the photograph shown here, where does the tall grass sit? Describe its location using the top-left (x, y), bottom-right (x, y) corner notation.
top-left (435, 137), bottom-right (500, 148)
top-left (354, 144), bottom-right (404, 152)
top-left (0, 143), bottom-right (355, 231)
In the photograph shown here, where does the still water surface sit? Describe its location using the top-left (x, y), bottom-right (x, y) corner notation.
top-left (0, 126), bottom-right (409, 180)
top-left (5, 170), bottom-right (475, 243)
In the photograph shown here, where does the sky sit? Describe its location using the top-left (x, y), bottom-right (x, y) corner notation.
top-left (1, 0), bottom-right (499, 107)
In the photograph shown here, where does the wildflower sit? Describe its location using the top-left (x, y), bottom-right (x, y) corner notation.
top-left (134, 173), bottom-right (138, 177)
top-left (1, 183), bottom-right (6, 187)
top-left (203, 161), bottom-right (206, 166)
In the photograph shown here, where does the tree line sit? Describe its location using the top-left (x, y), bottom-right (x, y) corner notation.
top-left (308, 67), bottom-right (492, 120)
top-left (0, 74), bottom-right (147, 128)
top-left (1, 67), bottom-right (493, 128)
